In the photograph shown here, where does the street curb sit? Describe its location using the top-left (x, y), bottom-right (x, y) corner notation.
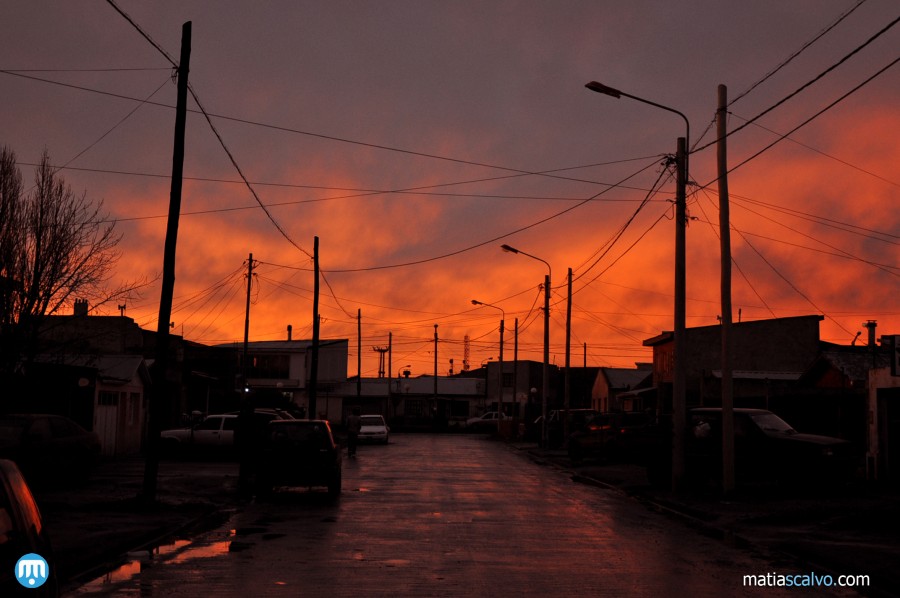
top-left (59, 502), bottom-right (235, 593)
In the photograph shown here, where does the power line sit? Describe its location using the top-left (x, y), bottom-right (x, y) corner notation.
top-left (729, 0), bottom-right (870, 106)
top-left (0, 67), bottom-right (667, 192)
top-left (694, 15), bottom-right (900, 154)
top-left (696, 53), bottom-right (900, 188)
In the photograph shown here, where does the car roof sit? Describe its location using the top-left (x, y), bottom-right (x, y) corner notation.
top-left (269, 419), bottom-right (329, 426)
top-left (690, 408), bottom-right (772, 414)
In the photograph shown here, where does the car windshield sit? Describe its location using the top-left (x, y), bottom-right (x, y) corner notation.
top-left (360, 416), bottom-right (384, 426)
top-left (750, 412), bottom-right (796, 434)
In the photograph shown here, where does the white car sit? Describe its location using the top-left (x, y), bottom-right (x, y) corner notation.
top-left (358, 414), bottom-right (390, 444)
top-left (465, 411), bottom-right (507, 432)
top-left (161, 409), bottom-right (294, 453)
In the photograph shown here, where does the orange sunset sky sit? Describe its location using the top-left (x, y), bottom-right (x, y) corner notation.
top-left (2, 1), bottom-right (898, 378)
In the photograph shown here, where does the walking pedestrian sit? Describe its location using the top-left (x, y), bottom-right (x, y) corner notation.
top-left (346, 407), bottom-right (362, 457)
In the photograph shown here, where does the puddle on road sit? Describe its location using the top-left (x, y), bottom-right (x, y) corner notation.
top-left (71, 529), bottom-right (236, 594)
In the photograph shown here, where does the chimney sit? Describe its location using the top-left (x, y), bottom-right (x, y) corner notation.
top-left (74, 299), bottom-right (88, 317)
top-left (863, 320), bottom-right (877, 348)
top-left (287, 324), bottom-right (292, 341)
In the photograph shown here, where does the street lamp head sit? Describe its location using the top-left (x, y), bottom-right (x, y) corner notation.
top-left (585, 81), bottom-right (621, 98)
top-left (500, 244), bottom-right (519, 254)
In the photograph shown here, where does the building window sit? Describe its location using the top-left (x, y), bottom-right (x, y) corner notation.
top-left (246, 354), bottom-right (290, 379)
top-left (502, 373), bottom-right (514, 388)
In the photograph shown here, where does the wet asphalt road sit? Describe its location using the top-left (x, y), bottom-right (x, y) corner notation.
top-left (65, 434), bottom-right (857, 597)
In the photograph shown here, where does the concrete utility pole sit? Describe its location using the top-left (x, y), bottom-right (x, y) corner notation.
top-left (673, 136), bottom-right (687, 493)
top-left (717, 84), bottom-right (735, 494)
top-left (433, 325), bottom-right (439, 415)
top-left (309, 236), bottom-right (320, 418)
top-left (584, 81), bottom-right (689, 492)
top-left (143, 22), bottom-right (190, 502)
top-left (513, 318), bottom-right (518, 424)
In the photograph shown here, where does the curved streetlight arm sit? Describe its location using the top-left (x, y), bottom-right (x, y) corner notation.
top-left (585, 81), bottom-right (690, 153)
top-left (500, 244), bottom-right (551, 278)
top-left (585, 81), bottom-right (690, 181)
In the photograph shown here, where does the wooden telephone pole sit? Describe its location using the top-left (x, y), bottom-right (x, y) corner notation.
top-left (718, 84), bottom-right (735, 494)
top-left (143, 22), bottom-right (191, 502)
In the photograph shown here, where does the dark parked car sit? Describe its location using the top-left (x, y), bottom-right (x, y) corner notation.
top-left (568, 411), bottom-right (656, 464)
top-left (0, 415), bottom-right (100, 486)
top-left (254, 420), bottom-right (342, 499)
top-left (0, 459), bottom-right (58, 596)
top-left (683, 408), bottom-right (856, 486)
top-left (541, 409), bottom-right (599, 448)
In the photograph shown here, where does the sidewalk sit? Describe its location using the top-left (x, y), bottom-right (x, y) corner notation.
top-left (516, 442), bottom-right (900, 598)
top-left (32, 458), bottom-right (242, 590)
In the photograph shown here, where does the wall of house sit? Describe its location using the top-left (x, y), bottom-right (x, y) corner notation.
top-left (93, 381), bottom-right (144, 456)
top-left (868, 367), bottom-right (900, 482)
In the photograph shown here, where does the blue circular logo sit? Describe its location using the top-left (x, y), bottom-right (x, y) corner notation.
top-left (15, 553), bottom-right (49, 589)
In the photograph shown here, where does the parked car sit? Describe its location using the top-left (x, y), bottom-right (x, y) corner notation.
top-left (161, 409), bottom-right (293, 456)
top-left (670, 408), bottom-right (856, 487)
top-left (0, 414), bottom-right (100, 486)
top-left (254, 420), bottom-right (342, 499)
top-left (358, 415), bottom-right (390, 444)
top-left (541, 409), bottom-right (599, 448)
top-left (567, 411), bottom-right (656, 464)
top-left (465, 412), bottom-right (507, 433)
top-left (0, 459), bottom-right (59, 596)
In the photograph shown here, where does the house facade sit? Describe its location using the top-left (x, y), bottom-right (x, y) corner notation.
top-left (643, 315), bottom-right (825, 410)
top-left (592, 364), bottom-right (653, 412)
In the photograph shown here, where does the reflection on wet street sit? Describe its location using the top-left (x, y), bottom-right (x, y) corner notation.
top-left (65, 435), bottom-right (852, 597)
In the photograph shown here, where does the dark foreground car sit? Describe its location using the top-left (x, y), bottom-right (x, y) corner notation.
top-left (650, 408), bottom-right (857, 488)
top-left (255, 420), bottom-right (342, 499)
top-left (568, 411), bottom-right (656, 464)
top-left (0, 415), bottom-right (100, 486)
top-left (0, 459), bottom-right (58, 596)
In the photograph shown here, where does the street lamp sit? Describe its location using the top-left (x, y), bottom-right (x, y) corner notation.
top-left (501, 243), bottom-right (551, 448)
top-left (585, 80), bottom-right (689, 491)
top-left (472, 299), bottom-right (505, 432)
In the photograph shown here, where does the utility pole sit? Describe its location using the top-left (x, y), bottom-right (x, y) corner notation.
top-left (357, 309), bottom-right (361, 398)
top-left (143, 21), bottom-right (190, 503)
top-left (309, 237), bottom-right (320, 419)
top-left (498, 315), bottom-right (504, 429)
top-left (237, 252), bottom-right (254, 492)
top-left (718, 84), bottom-right (735, 495)
top-left (513, 318), bottom-right (518, 426)
top-left (433, 325), bottom-right (439, 397)
top-left (673, 136), bottom-right (687, 493)
top-left (564, 267), bottom-right (572, 439)
top-left (542, 273), bottom-right (550, 448)
top-left (373, 346), bottom-right (389, 378)
top-left (242, 254), bottom-right (253, 390)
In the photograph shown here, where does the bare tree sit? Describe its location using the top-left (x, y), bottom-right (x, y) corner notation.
top-left (0, 146), bottom-right (136, 374)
